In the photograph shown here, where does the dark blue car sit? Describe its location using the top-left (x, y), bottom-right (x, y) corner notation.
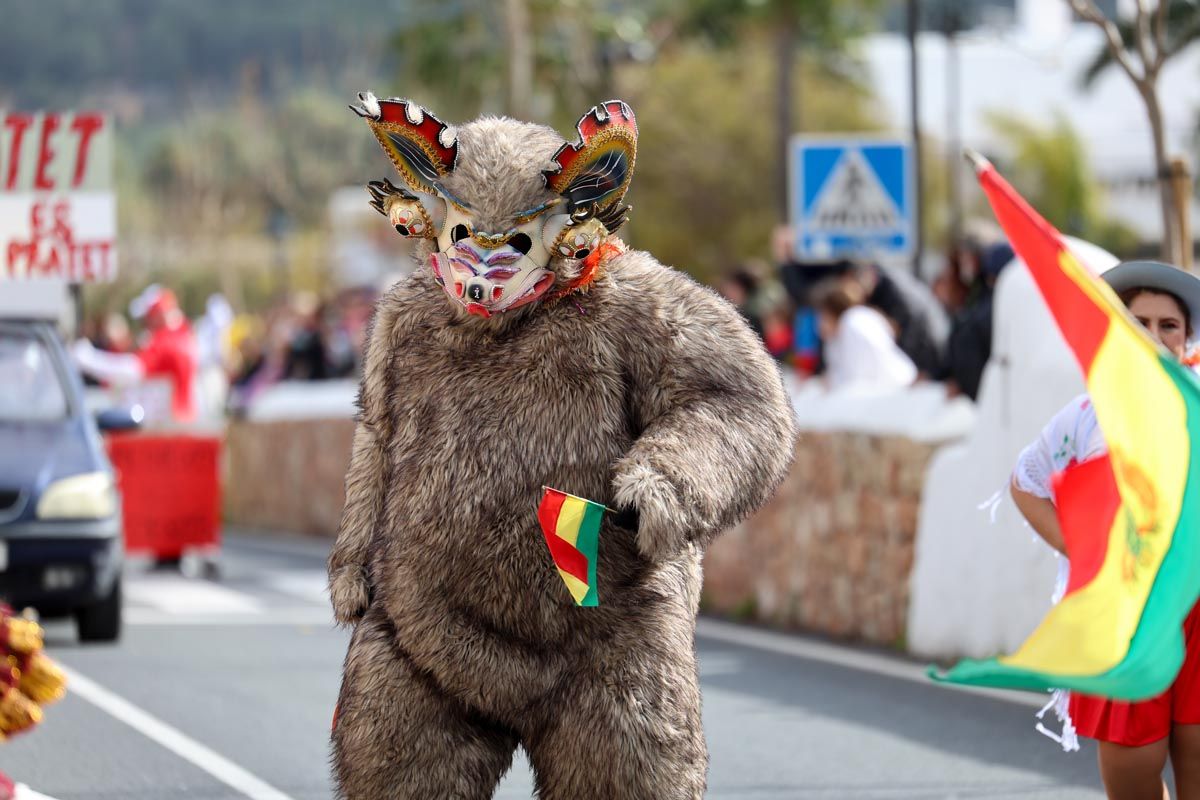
top-left (0, 317), bottom-right (131, 641)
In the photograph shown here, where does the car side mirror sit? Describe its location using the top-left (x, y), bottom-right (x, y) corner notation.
top-left (95, 406), bottom-right (144, 432)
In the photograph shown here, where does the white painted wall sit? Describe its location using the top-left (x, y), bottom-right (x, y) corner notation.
top-left (907, 239), bottom-right (1118, 659)
top-left (245, 379), bottom-right (359, 422)
top-left (785, 373), bottom-right (975, 442)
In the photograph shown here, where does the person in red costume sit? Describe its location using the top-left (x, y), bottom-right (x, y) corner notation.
top-left (73, 285), bottom-right (199, 423)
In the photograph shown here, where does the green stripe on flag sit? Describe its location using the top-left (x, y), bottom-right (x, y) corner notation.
top-left (576, 500), bottom-right (604, 607)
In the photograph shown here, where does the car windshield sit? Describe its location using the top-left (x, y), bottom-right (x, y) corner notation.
top-left (0, 328), bottom-right (68, 421)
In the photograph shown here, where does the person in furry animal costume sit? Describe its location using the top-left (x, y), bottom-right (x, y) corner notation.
top-left (328, 93), bottom-right (796, 799)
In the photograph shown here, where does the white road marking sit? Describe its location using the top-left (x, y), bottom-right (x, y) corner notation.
top-left (15, 785), bottom-right (61, 799)
top-left (124, 575), bottom-right (264, 615)
top-left (124, 607), bottom-right (334, 627)
top-left (262, 571), bottom-right (330, 604)
top-left (59, 666), bottom-right (297, 800)
top-left (695, 617), bottom-right (1045, 709)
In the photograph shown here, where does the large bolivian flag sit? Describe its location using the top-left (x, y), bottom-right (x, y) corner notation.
top-left (929, 154), bottom-right (1200, 701)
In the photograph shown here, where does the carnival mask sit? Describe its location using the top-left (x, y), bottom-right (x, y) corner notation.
top-left (352, 93), bottom-right (637, 317)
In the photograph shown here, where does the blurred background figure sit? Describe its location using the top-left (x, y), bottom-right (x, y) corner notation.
top-left (811, 275), bottom-right (917, 391)
top-left (282, 292), bottom-right (329, 382)
top-left (842, 260), bottom-right (948, 378)
top-left (939, 233), bottom-right (1016, 400)
top-left (776, 224), bottom-right (947, 381)
top-left (718, 260), bottom-right (794, 361)
top-left (96, 313), bottom-right (132, 354)
top-left (71, 284), bottom-right (199, 424)
top-left (225, 314), bottom-right (273, 417)
top-left (194, 294), bottom-right (234, 421)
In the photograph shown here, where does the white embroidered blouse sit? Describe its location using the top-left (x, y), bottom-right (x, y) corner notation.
top-left (1012, 394), bottom-right (1107, 501)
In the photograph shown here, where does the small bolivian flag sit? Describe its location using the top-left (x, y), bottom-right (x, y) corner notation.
top-left (537, 487), bottom-right (605, 606)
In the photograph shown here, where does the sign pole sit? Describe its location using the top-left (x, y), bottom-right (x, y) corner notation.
top-left (908, 0), bottom-right (924, 277)
top-left (70, 282), bottom-right (83, 337)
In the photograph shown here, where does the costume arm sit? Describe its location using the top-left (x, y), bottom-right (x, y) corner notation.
top-left (328, 296), bottom-right (401, 625)
top-left (70, 339), bottom-right (144, 384)
top-left (611, 266), bottom-right (796, 560)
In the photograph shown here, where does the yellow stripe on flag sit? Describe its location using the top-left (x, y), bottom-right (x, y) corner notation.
top-left (557, 568), bottom-right (590, 604)
top-left (555, 495), bottom-right (588, 546)
top-left (1000, 252), bottom-right (1190, 675)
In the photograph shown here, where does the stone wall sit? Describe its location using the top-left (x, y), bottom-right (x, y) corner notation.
top-left (222, 416), bottom-right (944, 649)
top-left (222, 418), bottom-right (355, 536)
top-left (702, 433), bottom-right (941, 648)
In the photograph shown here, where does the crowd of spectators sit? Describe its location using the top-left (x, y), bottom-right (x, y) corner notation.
top-left (716, 222), bottom-right (1016, 398)
top-left (81, 285), bottom-right (378, 419)
top-left (83, 222), bottom-right (1015, 423)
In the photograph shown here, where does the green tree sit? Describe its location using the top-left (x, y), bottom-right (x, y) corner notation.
top-left (110, 87), bottom-right (383, 308)
top-left (386, 0), bottom-right (668, 124)
top-left (658, 0), bottom-right (880, 221)
top-left (985, 111), bottom-right (1139, 257)
top-left (629, 35), bottom-right (883, 282)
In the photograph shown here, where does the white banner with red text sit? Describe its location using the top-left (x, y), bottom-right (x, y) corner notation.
top-left (0, 111), bottom-right (115, 283)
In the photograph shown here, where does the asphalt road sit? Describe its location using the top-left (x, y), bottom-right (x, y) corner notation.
top-left (0, 532), bottom-right (1111, 799)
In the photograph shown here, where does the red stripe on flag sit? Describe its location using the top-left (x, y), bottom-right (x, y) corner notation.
top-left (537, 489), bottom-right (589, 584)
top-left (546, 535), bottom-right (589, 584)
top-left (1053, 454), bottom-right (1120, 596)
top-left (538, 489), bottom-right (567, 537)
top-left (978, 164), bottom-right (1111, 373)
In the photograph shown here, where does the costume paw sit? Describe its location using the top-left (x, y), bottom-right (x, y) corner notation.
top-left (329, 567), bottom-right (371, 626)
top-left (612, 459), bottom-right (688, 561)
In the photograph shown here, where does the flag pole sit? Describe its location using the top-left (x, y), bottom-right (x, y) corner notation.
top-left (962, 147), bottom-right (990, 174)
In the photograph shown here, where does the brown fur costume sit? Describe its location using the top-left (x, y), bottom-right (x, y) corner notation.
top-left (329, 99), bottom-right (796, 799)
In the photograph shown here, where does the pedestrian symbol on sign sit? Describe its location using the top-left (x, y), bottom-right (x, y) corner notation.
top-left (790, 137), bottom-right (913, 260)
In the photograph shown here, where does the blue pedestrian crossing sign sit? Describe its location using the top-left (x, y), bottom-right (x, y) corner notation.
top-left (790, 136), bottom-right (914, 259)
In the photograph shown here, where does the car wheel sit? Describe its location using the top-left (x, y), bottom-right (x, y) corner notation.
top-left (75, 578), bottom-right (121, 643)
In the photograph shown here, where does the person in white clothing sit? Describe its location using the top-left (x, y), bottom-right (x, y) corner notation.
top-left (812, 277), bottom-right (917, 391)
top-left (1011, 260), bottom-right (1200, 800)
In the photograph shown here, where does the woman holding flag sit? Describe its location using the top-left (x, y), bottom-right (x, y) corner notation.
top-left (1011, 260), bottom-right (1200, 800)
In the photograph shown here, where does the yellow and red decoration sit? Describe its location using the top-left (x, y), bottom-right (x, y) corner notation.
top-left (0, 607), bottom-right (65, 740)
top-left (543, 100), bottom-right (637, 234)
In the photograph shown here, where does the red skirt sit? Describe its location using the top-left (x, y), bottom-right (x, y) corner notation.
top-left (1069, 602), bottom-right (1200, 746)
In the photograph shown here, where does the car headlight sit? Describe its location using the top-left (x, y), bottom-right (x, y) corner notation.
top-left (36, 472), bottom-right (117, 520)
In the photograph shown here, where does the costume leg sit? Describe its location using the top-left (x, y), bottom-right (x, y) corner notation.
top-left (523, 646), bottom-right (707, 800)
top-left (332, 606), bottom-right (518, 800)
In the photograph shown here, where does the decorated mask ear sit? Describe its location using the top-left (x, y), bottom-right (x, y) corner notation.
top-left (353, 92), bottom-right (458, 240)
top-left (366, 178), bottom-right (445, 239)
top-left (541, 213), bottom-right (607, 261)
top-left (543, 100), bottom-right (637, 234)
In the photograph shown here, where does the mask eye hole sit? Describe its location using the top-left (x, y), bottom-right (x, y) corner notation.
top-left (451, 224), bottom-right (470, 243)
top-left (509, 233), bottom-right (533, 255)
